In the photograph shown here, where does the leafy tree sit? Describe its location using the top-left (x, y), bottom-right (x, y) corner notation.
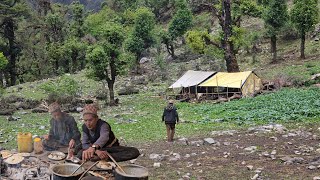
top-left (61, 1), bottom-right (87, 73)
top-left (102, 0), bottom-right (140, 12)
top-left (0, 52), bottom-right (8, 70)
top-left (70, 1), bottom-right (85, 38)
top-left (85, 8), bottom-right (130, 105)
top-left (0, 0), bottom-right (30, 86)
top-left (186, 0), bottom-right (262, 72)
top-left (263, 0), bottom-right (288, 62)
top-left (291, 0), bottom-right (319, 59)
top-left (45, 11), bottom-right (66, 43)
top-left (256, 0), bottom-right (268, 6)
top-left (45, 4), bottom-right (69, 74)
top-left (63, 38), bottom-right (87, 73)
top-left (143, 0), bottom-right (174, 21)
top-left (162, 0), bottom-right (192, 59)
top-left (0, 52), bottom-right (8, 87)
top-left (125, 7), bottom-right (155, 74)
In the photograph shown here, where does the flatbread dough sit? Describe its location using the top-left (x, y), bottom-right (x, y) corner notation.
top-left (16, 152), bottom-right (31, 157)
top-left (5, 155), bottom-right (24, 165)
top-left (0, 150), bottom-right (12, 159)
top-left (48, 151), bottom-right (66, 161)
top-left (96, 160), bottom-right (115, 170)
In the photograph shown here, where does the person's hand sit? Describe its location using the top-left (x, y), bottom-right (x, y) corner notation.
top-left (95, 150), bottom-right (108, 160)
top-left (69, 139), bottom-right (75, 148)
top-left (82, 147), bottom-right (95, 161)
top-left (43, 135), bottom-right (49, 140)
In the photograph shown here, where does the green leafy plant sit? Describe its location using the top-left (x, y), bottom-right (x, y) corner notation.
top-left (39, 75), bottom-right (80, 96)
top-left (0, 52), bottom-right (8, 70)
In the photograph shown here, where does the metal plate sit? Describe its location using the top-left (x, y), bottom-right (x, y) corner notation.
top-left (5, 155), bottom-right (24, 165)
top-left (48, 151), bottom-right (66, 161)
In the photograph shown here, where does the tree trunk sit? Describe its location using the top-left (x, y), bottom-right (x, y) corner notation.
top-left (4, 19), bottom-right (17, 86)
top-left (0, 71), bottom-right (3, 88)
top-left (134, 52), bottom-right (142, 74)
top-left (271, 35), bottom-right (277, 62)
top-left (252, 43), bottom-right (258, 64)
top-left (165, 42), bottom-right (176, 60)
top-left (71, 51), bottom-right (78, 73)
top-left (107, 55), bottom-right (117, 106)
top-left (300, 33), bottom-right (306, 59)
top-left (223, 0), bottom-right (240, 72)
top-left (169, 44), bottom-right (176, 59)
top-left (107, 80), bottom-right (115, 106)
top-left (55, 59), bottom-right (59, 74)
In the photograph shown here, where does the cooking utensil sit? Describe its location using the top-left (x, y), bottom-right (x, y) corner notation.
top-left (51, 163), bottom-right (85, 180)
top-left (105, 151), bottom-right (126, 174)
top-left (78, 161), bottom-right (99, 180)
top-left (114, 164), bottom-right (148, 180)
top-left (88, 171), bottom-right (107, 179)
top-left (70, 160), bottom-right (87, 175)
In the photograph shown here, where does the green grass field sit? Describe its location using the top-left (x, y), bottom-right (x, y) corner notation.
top-left (1, 86), bottom-right (320, 150)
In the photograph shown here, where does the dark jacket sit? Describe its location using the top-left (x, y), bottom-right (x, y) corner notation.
top-left (82, 119), bottom-right (117, 149)
top-left (162, 105), bottom-right (179, 124)
top-left (48, 112), bottom-right (81, 146)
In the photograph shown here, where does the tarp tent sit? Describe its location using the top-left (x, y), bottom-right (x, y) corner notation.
top-left (199, 71), bottom-right (262, 97)
top-left (168, 70), bottom-right (216, 94)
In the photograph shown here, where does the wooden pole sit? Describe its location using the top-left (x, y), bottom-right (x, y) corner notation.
top-left (240, 80), bottom-right (242, 96)
top-left (227, 85), bottom-right (229, 101)
top-left (253, 75), bottom-right (256, 96)
top-left (216, 76), bottom-right (219, 98)
top-left (196, 85), bottom-right (198, 100)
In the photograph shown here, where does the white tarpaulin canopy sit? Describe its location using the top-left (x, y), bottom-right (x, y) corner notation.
top-left (169, 70), bottom-right (216, 89)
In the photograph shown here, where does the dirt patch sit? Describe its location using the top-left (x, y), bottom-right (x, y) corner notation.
top-left (134, 126), bottom-right (320, 179)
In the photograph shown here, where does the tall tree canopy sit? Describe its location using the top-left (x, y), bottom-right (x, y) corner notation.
top-left (291, 0), bottom-right (319, 59)
top-left (263, 0), bottom-right (288, 62)
top-left (125, 7), bottom-right (155, 74)
top-left (85, 8), bottom-right (129, 105)
top-left (0, 0), bottom-right (30, 86)
top-left (161, 0), bottom-right (193, 59)
top-left (186, 0), bottom-right (262, 72)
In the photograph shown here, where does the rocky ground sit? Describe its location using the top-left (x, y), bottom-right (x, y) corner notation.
top-left (133, 124), bottom-right (320, 180)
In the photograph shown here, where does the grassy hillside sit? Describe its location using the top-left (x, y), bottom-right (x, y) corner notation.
top-left (1, 13), bottom-right (320, 150)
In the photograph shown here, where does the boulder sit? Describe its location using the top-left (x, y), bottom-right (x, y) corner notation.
top-left (118, 86), bottom-right (139, 96)
top-left (139, 57), bottom-right (151, 64)
top-left (31, 107), bottom-right (48, 113)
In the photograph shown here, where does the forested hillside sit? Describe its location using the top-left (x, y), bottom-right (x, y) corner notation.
top-left (0, 0), bottom-right (320, 103)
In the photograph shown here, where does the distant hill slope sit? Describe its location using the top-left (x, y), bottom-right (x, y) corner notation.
top-left (27, 0), bottom-right (104, 11)
top-left (53, 0), bottom-right (104, 10)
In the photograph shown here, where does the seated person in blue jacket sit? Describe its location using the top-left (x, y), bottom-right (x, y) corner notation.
top-left (79, 104), bottom-right (140, 162)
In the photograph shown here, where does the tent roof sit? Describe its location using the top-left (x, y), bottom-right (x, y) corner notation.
top-left (169, 70), bottom-right (216, 88)
top-left (199, 71), bottom-right (253, 88)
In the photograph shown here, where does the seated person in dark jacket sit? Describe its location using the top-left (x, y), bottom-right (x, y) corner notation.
top-left (43, 102), bottom-right (81, 155)
top-left (79, 104), bottom-right (140, 162)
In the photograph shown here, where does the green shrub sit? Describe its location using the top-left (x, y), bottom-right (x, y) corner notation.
top-left (39, 75), bottom-right (80, 96)
top-left (0, 87), bottom-right (5, 97)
